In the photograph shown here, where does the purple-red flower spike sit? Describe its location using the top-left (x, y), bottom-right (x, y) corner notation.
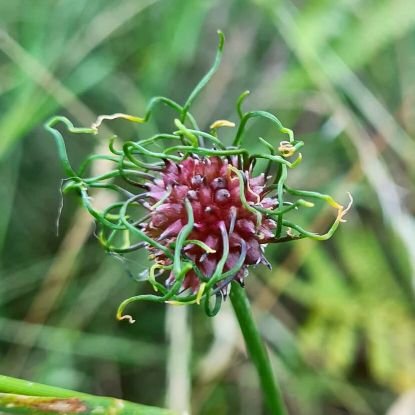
top-left (144, 156), bottom-right (277, 296)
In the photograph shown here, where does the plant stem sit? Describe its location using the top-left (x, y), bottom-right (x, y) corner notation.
top-left (0, 375), bottom-right (175, 415)
top-left (229, 282), bottom-right (288, 415)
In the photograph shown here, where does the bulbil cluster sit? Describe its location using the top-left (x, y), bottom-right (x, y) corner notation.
top-left (144, 156), bottom-right (277, 295)
top-left (47, 31), bottom-right (350, 319)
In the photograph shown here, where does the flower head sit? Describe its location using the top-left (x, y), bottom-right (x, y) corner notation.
top-left (47, 31), bottom-right (350, 320)
top-left (144, 156), bottom-right (277, 295)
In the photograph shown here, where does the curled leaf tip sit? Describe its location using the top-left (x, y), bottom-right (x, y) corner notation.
top-left (91, 113), bottom-right (145, 133)
top-left (278, 141), bottom-right (296, 157)
top-left (338, 192), bottom-right (353, 223)
top-left (210, 119), bottom-right (236, 129)
top-left (118, 314), bottom-right (136, 324)
top-left (216, 30), bottom-right (225, 47)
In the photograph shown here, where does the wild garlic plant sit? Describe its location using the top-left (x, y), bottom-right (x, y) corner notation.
top-left (46, 31), bottom-right (351, 414)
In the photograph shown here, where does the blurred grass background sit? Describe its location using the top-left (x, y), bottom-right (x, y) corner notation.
top-left (1, 0), bottom-right (415, 414)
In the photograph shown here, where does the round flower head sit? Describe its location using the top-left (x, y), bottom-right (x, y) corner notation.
top-left (144, 156), bottom-right (277, 296)
top-left (47, 31), bottom-right (351, 320)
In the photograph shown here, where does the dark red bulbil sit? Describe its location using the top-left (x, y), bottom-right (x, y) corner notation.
top-left (143, 156), bottom-right (277, 294)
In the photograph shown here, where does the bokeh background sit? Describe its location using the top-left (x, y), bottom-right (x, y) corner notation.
top-left (1, 1), bottom-right (415, 414)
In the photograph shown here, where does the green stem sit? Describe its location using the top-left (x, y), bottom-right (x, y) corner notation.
top-left (229, 283), bottom-right (288, 415)
top-left (0, 375), bottom-right (175, 415)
